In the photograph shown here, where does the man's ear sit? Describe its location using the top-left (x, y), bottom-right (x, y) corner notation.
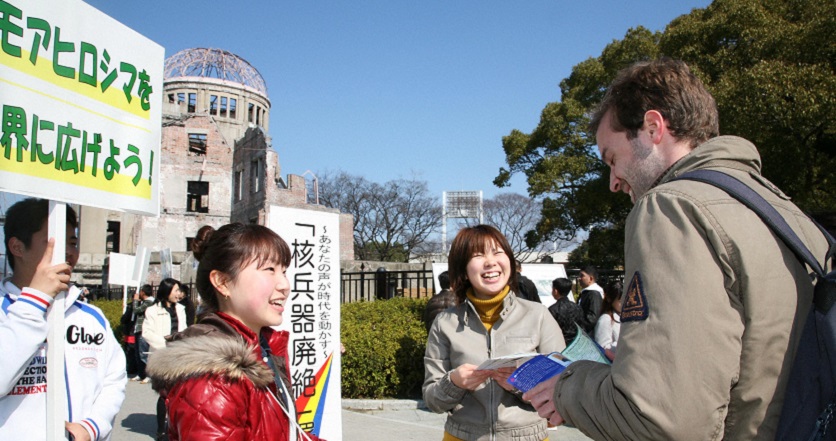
top-left (209, 270), bottom-right (230, 297)
top-left (643, 110), bottom-right (666, 144)
top-left (7, 237), bottom-right (26, 258)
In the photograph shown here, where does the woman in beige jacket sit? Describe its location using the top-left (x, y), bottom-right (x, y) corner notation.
top-left (423, 225), bottom-right (564, 441)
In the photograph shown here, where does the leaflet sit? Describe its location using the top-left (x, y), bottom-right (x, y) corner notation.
top-left (476, 352), bottom-right (539, 370)
top-left (508, 353), bottom-right (571, 392)
top-left (507, 328), bottom-right (610, 392)
top-left (561, 327), bottom-right (610, 364)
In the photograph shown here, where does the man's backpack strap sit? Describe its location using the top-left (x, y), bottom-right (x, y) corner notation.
top-left (674, 169), bottom-right (836, 440)
top-left (673, 169), bottom-right (835, 314)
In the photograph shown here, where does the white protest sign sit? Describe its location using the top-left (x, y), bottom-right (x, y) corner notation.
top-left (131, 246), bottom-right (150, 286)
top-left (159, 248), bottom-right (172, 279)
top-left (108, 252), bottom-right (135, 286)
top-left (0, 1), bottom-right (163, 439)
top-left (0, 0), bottom-right (164, 215)
top-left (520, 263), bottom-right (567, 307)
top-left (269, 206), bottom-right (342, 441)
top-left (109, 248), bottom-right (149, 312)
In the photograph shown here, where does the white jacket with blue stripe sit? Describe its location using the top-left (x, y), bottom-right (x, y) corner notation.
top-left (0, 279), bottom-right (127, 440)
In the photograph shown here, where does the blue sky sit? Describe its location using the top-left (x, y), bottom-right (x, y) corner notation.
top-left (1, 0), bottom-right (713, 258)
top-left (75, 0), bottom-right (711, 202)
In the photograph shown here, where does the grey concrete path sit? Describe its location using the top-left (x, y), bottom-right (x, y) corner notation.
top-left (114, 380), bottom-right (592, 440)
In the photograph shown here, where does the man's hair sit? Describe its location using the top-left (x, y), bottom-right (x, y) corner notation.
top-left (140, 284), bottom-right (153, 296)
top-left (438, 271), bottom-right (450, 290)
top-left (580, 265), bottom-right (599, 282)
top-left (4, 198), bottom-right (78, 270)
top-left (589, 58), bottom-right (719, 147)
top-left (552, 277), bottom-right (572, 297)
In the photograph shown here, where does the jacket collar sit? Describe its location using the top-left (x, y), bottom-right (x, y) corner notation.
top-left (147, 312), bottom-right (277, 390)
top-left (654, 136), bottom-right (762, 188)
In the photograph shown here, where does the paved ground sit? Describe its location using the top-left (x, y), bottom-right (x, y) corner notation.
top-left (115, 380), bottom-right (592, 440)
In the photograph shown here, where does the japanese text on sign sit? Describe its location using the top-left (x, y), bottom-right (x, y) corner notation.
top-left (0, 0), bottom-right (155, 115)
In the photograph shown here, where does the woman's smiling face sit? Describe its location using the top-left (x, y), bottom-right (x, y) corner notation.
top-left (221, 258), bottom-right (290, 333)
top-left (465, 240), bottom-right (511, 299)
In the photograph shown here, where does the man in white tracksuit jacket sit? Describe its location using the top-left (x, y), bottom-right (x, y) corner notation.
top-left (0, 199), bottom-right (126, 441)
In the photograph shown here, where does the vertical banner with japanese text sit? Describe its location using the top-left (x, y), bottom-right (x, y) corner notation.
top-left (269, 206), bottom-right (342, 441)
top-left (0, 0), bottom-right (163, 215)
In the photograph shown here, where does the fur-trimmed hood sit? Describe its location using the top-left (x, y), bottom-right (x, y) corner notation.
top-left (147, 334), bottom-right (274, 391)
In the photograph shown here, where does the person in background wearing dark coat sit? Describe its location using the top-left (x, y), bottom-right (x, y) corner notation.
top-left (423, 271), bottom-right (456, 332)
top-left (548, 277), bottom-right (583, 345)
top-left (177, 282), bottom-right (196, 326)
top-left (575, 265), bottom-right (604, 334)
top-left (515, 261), bottom-right (542, 303)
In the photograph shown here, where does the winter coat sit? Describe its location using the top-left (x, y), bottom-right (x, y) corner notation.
top-left (424, 292), bottom-right (565, 440)
top-left (0, 281), bottom-right (126, 441)
top-left (575, 284), bottom-right (603, 334)
top-left (547, 296), bottom-right (582, 345)
top-left (553, 136), bottom-right (832, 440)
top-left (423, 289), bottom-right (457, 332)
top-left (147, 312), bottom-right (293, 441)
top-left (141, 302), bottom-right (187, 353)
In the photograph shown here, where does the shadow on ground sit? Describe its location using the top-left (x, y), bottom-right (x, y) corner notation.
top-left (119, 413), bottom-right (157, 436)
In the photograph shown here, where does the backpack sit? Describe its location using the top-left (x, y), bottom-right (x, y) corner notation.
top-left (675, 170), bottom-right (836, 441)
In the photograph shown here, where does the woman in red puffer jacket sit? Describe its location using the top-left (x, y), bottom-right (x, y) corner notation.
top-left (148, 223), bottom-right (322, 441)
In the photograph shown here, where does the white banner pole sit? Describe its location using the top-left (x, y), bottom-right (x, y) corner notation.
top-left (46, 201), bottom-right (68, 441)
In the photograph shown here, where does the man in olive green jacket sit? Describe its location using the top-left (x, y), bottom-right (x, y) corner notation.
top-left (525, 59), bottom-right (831, 440)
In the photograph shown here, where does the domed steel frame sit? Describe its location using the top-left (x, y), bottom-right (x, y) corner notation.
top-left (164, 48), bottom-right (268, 96)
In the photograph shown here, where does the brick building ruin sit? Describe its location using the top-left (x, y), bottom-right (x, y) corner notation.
top-left (75, 48), bottom-right (353, 286)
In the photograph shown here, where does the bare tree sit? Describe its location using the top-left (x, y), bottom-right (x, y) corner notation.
top-left (318, 171), bottom-right (443, 262)
top-left (461, 193), bottom-right (573, 262)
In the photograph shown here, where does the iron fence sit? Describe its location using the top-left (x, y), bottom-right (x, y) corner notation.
top-left (340, 268), bottom-right (434, 303)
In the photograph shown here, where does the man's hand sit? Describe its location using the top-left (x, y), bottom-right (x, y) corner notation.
top-left (65, 421), bottom-right (91, 441)
top-left (522, 374), bottom-right (565, 426)
top-left (450, 364), bottom-right (492, 390)
top-left (30, 238), bottom-right (72, 298)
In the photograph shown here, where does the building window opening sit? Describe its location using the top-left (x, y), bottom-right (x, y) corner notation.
top-left (187, 181), bottom-right (210, 213)
top-left (106, 221), bottom-right (120, 253)
top-left (188, 93), bottom-right (197, 113)
top-left (186, 237), bottom-right (195, 255)
top-left (234, 169), bottom-right (243, 202)
top-left (230, 98), bottom-right (237, 119)
top-left (220, 97), bottom-right (228, 118)
top-left (168, 93), bottom-right (175, 104)
top-left (248, 103), bottom-right (255, 123)
top-left (209, 95), bottom-right (218, 115)
top-left (177, 93), bottom-right (185, 104)
top-left (256, 106), bottom-right (262, 126)
top-left (251, 158), bottom-right (262, 193)
top-left (188, 133), bottom-right (207, 156)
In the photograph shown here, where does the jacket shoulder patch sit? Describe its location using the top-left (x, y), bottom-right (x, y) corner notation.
top-left (621, 272), bottom-right (649, 322)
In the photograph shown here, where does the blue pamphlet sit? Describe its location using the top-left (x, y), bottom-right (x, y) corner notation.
top-left (507, 327), bottom-right (610, 392)
top-left (508, 353), bottom-right (571, 392)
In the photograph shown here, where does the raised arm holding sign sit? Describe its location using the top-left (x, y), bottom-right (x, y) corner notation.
top-left (0, 199), bottom-right (126, 441)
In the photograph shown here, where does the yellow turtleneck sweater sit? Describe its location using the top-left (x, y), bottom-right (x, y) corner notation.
top-left (466, 285), bottom-right (510, 332)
